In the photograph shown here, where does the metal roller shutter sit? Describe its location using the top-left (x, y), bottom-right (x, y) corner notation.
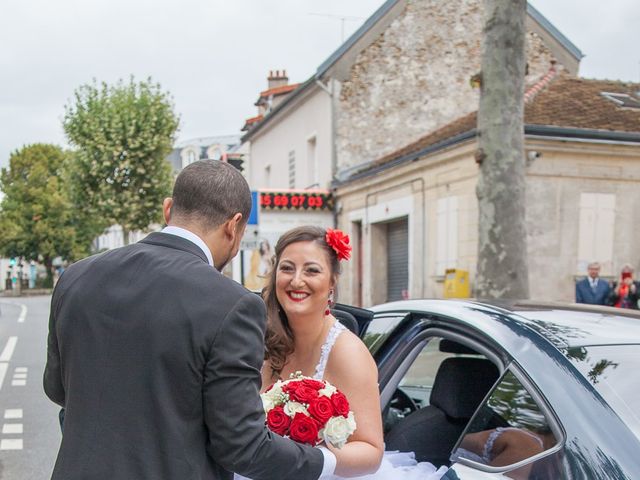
top-left (387, 218), bottom-right (408, 302)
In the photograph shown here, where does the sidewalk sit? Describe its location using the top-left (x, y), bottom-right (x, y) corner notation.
top-left (0, 288), bottom-right (52, 297)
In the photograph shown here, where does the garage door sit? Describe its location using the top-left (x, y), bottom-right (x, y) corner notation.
top-left (387, 218), bottom-right (408, 302)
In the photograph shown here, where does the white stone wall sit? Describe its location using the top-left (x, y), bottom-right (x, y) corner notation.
top-left (336, 0), bottom-right (562, 174)
top-left (248, 86), bottom-right (333, 191)
top-left (336, 138), bottom-right (640, 306)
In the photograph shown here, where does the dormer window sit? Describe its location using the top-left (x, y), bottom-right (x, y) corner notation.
top-left (601, 92), bottom-right (640, 109)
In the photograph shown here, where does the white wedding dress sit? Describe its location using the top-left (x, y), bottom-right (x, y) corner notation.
top-left (235, 322), bottom-right (448, 480)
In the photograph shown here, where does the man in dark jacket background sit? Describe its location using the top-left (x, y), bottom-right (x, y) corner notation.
top-left (575, 262), bottom-right (610, 305)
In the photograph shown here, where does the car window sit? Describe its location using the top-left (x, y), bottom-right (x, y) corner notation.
top-left (452, 370), bottom-right (561, 479)
top-left (361, 313), bottom-right (406, 355)
top-left (397, 338), bottom-right (455, 409)
top-left (563, 344), bottom-right (640, 440)
top-left (383, 336), bottom-right (500, 468)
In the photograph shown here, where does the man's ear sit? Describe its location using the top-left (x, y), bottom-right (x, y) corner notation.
top-left (225, 213), bottom-right (244, 239)
top-left (162, 198), bottom-right (173, 224)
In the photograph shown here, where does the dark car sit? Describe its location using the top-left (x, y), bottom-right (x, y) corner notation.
top-left (338, 299), bottom-right (640, 479)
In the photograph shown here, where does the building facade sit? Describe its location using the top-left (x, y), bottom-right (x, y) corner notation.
top-left (335, 76), bottom-right (640, 306)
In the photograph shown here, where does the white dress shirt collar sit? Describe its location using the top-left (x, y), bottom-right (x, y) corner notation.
top-left (161, 226), bottom-right (214, 267)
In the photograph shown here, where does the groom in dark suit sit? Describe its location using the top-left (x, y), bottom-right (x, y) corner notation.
top-left (44, 160), bottom-right (335, 479)
top-left (575, 261), bottom-right (610, 305)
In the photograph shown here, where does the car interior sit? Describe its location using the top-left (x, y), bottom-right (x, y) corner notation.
top-left (383, 337), bottom-right (501, 467)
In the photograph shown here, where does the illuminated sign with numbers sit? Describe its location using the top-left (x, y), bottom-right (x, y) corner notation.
top-left (259, 190), bottom-right (333, 211)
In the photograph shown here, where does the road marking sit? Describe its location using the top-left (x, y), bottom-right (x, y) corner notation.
top-left (13, 373), bottom-right (27, 379)
top-left (14, 367), bottom-right (28, 373)
top-left (17, 304), bottom-right (27, 323)
top-left (0, 439), bottom-right (23, 450)
top-left (2, 424), bottom-right (22, 434)
top-left (11, 379), bottom-right (26, 387)
top-left (0, 337), bottom-right (18, 362)
top-left (4, 409), bottom-right (22, 419)
top-left (0, 363), bottom-right (7, 390)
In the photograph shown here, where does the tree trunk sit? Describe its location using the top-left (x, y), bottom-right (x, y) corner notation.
top-left (475, 0), bottom-right (530, 299)
top-left (44, 256), bottom-right (54, 289)
top-left (122, 227), bottom-right (129, 246)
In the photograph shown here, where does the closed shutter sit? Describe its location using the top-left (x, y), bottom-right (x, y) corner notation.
top-left (577, 193), bottom-right (615, 275)
top-left (387, 218), bottom-right (409, 302)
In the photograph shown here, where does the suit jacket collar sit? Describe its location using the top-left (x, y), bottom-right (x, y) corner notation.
top-left (140, 232), bottom-right (210, 265)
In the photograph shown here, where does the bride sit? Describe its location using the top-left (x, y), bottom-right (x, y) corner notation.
top-left (237, 226), bottom-right (447, 479)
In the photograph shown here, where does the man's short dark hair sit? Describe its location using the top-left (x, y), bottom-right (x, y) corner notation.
top-left (171, 160), bottom-right (252, 230)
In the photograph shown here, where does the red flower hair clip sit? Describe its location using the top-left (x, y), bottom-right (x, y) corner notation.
top-left (325, 228), bottom-right (352, 261)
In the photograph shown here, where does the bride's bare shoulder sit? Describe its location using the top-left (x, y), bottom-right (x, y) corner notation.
top-left (327, 329), bottom-right (377, 377)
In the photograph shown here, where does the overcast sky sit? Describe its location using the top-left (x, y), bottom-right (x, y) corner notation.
top-left (1, 0), bottom-right (638, 169)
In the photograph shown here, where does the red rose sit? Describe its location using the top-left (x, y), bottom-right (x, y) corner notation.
top-left (307, 396), bottom-right (335, 425)
top-left (282, 382), bottom-right (299, 396)
top-left (289, 413), bottom-right (319, 446)
top-left (293, 385), bottom-right (320, 403)
top-left (325, 229), bottom-right (352, 261)
top-left (331, 391), bottom-right (350, 417)
top-left (301, 378), bottom-right (325, 391)
top-left (266, 406), bottom-right (290, 436)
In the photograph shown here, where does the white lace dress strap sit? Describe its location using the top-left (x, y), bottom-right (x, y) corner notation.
top-left (313, 321), bottom-right (347, 380)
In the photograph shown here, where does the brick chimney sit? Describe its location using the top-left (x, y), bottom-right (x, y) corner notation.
top-left (268, 70), bottom-right (289, 89)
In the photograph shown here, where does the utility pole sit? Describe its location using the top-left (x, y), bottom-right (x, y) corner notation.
top-left (309, 13), bottom-right (364, 43)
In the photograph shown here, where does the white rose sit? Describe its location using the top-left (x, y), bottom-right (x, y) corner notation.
top-left (260, 382), bottom-right (286, 412)
top-left (318, 384), bottom-right (337, 398)
top-left (346, 411), bottom-right (356, 432)
top-left (320, 414), bottom-right (357, 449)
top-left (284, 401), bottom-right (308, 417)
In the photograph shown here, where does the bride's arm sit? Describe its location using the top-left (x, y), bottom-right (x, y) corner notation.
top-left (324, 332), bottom-right (384, 477)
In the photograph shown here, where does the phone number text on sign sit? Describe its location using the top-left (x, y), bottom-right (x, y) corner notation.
top-left (259, 192), bottom-right (333, 210)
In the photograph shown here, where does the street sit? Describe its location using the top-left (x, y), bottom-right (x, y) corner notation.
top-left (0, 296), bottom-right (60, 480)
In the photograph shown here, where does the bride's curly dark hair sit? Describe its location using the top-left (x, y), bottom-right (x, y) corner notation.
top-left (263, 225), bottom-right (341, 379)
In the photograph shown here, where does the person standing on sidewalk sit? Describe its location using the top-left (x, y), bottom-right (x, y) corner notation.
top-left (575, 262), bottom-right (610, 305)
top-left (608, 264), bottom-right (640, 309)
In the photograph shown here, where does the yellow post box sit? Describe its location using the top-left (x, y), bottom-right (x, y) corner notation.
top-left (443, 268), bottom-right (470, 298)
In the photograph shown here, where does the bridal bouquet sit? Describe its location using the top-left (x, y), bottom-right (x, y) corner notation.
top-left (261, 373), bottom-right (357, 448)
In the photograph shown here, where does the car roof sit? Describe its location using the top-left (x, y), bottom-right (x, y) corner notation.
top-left (369, 299), bottom-right (640, 348)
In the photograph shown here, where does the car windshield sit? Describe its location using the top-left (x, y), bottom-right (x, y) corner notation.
top-left (564, 344), bottom-right (640, 439)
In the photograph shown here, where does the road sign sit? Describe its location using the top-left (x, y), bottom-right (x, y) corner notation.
top-left (248, 191), bottom-right (259, 225)
top-left (240, 227), bottom-right (260, 251)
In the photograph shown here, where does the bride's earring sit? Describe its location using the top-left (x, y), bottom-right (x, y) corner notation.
top-left (325, 290), bottom-right (335, 316)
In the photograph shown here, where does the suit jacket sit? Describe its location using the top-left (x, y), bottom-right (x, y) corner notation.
top-left (575, 277), bottom-right (610, 305)
top-left (44, 232), bottom-right (323, 480)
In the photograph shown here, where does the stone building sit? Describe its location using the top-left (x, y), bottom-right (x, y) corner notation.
top-left (328, 0), bottom-right (580, 177)
top-left (335, 74), bottom-right (640, 305)
top-left (314, 1), bottom-right (640, 306)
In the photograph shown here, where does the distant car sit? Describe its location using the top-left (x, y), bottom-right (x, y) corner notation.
top-left (337, 300), bottom-right (640, 479)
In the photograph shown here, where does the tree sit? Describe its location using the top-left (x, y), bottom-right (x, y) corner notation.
top-left (63, 77), bottom-right (179, 245)
top-left (0, 144), bottom-right (82, 286)
top-left (475, 0), bottom-right (530, 299)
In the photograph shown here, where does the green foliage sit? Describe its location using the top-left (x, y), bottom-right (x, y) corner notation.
top-left (63, 77), bottom-right (179, 241)
top-left (0, 144), bottom-right (87, 282)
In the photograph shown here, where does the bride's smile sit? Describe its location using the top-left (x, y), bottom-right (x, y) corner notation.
top-left (275, 240), bottom-right (335, 320)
